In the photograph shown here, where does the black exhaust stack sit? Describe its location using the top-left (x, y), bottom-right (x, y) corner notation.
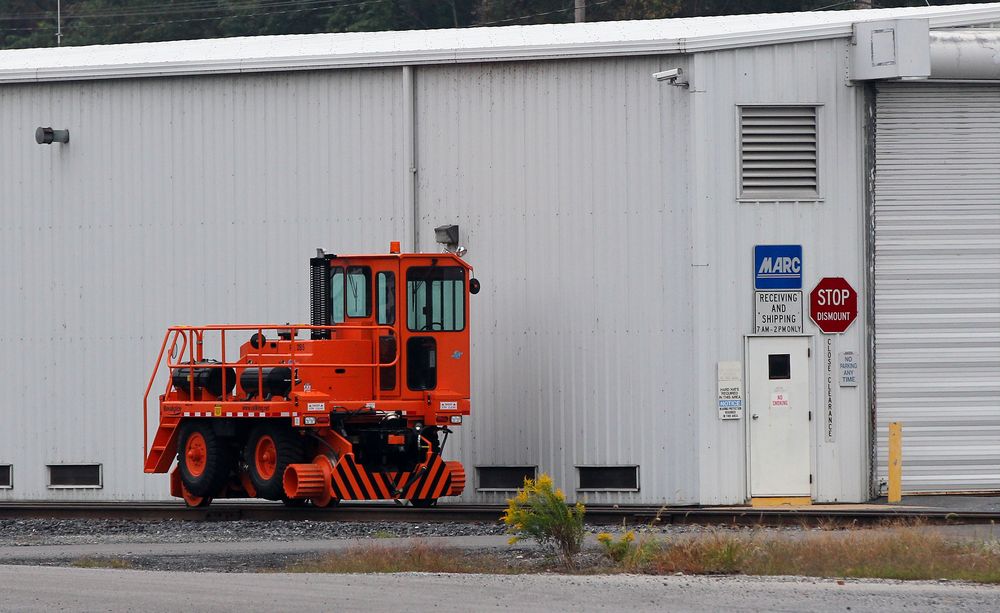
top-left (310, 249), bottom-right (336, 340)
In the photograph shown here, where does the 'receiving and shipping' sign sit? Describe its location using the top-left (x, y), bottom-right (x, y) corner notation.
top-left (754, 291), bottom-right (803, 334)
top-left (717, 361), bottom-right (744, 421)
top-left (754, 245), bottom-right (803, 290)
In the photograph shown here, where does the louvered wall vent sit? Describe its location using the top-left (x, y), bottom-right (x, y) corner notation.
top-left (739, 106), bottom-right (818, 199)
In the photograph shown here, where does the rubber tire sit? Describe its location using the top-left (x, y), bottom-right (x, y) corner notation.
top-left (245, 424), bottom-right (306, 501)
top-left (181, 482), bottom-right (213, 508)
top-left (178, 421), bottom-right (232, 498)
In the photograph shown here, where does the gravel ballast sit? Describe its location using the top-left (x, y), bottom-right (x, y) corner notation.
top-left (0, 517), bottom-right (808, 547)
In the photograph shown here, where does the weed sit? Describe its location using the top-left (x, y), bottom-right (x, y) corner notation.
top-left (502, 473), bottom-right (585, 568)
top-left (597, 530), bottom-right (635, 563)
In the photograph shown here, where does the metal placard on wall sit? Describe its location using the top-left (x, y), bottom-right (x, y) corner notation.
top-left (717, 361), bottom-right (744, 420)
top-left (754, 291), bottom-right (803, 335)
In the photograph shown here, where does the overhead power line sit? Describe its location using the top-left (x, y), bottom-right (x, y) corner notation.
top-left (1, 0), bottom-right (387, 33)
top-left (477, 0), bottom-right (617, 26)
top-left (0, 0), bottom-right (347, 21)
top-left (2, 0), bottom-right (627, 36)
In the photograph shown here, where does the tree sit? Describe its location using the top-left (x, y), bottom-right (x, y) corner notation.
top-left (2, 1), bottom-right (992, 50)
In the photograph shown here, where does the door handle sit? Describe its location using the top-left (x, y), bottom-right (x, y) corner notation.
top-left (752, 414), bottom-right (759, 420)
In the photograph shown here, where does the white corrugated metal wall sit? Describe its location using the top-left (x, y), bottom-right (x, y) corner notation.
top-left (414, 57), bottom-right (699, 504)
top-left (874, 83), bottom-right (1000, 493)
top-left (0, 69), bottom-right (407, 500)
top-left (689, 40), bottom-right (869, 503)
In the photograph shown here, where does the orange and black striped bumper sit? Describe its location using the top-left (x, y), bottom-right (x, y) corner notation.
top-left (283, 453), bottom-right (465, 503)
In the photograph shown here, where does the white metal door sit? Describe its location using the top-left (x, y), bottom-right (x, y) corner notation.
top-left (748, 337), bottom-right (811, 497)
top-left (874, 83), bottom-right (1000, 493)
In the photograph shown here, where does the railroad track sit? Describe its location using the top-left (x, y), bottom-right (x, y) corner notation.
top-left (1, 502), bottom-right (997, 525)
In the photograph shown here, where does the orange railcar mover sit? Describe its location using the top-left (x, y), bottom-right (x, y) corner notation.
top-left (143, 243), bottom-right (477, 507)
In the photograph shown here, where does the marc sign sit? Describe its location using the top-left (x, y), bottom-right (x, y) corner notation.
top-left (754, 245), bottom-right (802, 290)
top-left (810, 277), bottom-right (858, 334)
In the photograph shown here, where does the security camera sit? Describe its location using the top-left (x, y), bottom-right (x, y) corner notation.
top-left (652, 68), bottom-right (688, 86)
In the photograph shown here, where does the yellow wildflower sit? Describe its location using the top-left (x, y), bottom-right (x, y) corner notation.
top-left (597, 532), bottom-right (613, 544)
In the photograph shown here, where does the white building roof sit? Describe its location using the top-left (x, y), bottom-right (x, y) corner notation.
top-left (1, 3), bottom-right (999, 83)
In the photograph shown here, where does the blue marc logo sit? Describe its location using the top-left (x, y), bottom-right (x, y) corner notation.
top-left (754, 245), bottom-right (802, 290)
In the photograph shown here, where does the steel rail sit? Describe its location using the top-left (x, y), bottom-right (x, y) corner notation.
top-left (0, 502), bottom-right (997, 526)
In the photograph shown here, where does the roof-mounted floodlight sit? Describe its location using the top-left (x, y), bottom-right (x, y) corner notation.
top-left (35, 127), bottom-right (69, 144)
top-left (434, 224), bottom-right (467, 257)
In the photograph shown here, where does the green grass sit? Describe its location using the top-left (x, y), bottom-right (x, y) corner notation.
top-left (287, 541), bottom-right (518, 574)
top-left (70, 557), bottom-right (134, 570)
top-left (286, 526), bottom-right (1000, 583)
top-left (622, 526), bottom-right (1000, 583)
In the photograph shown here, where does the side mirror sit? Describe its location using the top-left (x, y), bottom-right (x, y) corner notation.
top-left (469, 278), bottom-right (481, 295)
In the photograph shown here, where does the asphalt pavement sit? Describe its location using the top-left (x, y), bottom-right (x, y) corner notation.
top-left (1, 565), bottom-right (997, 612)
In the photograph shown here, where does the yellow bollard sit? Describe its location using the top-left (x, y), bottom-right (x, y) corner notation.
top-left (888, 422), bottom-right (902, 504)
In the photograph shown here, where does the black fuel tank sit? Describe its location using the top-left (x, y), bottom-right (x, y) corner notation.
top-left (239, 366), bottom-right (292, 399)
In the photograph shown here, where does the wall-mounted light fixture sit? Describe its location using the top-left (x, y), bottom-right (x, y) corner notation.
top-left (35, 127), bottom-right (70, 145)
top-left (434, 224), bottom-right (467, 257)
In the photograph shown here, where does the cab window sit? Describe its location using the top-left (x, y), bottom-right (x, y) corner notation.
top-left (346, 266), bottom-right (371, 318)
top-left (377, 271), bottom-right (395, 325)
top-left (330, 266), bottom-right (372, 321)
top-left (331, 267), bottom-right (345, 323)
top-left (407, 266), bottom-right (465, 332)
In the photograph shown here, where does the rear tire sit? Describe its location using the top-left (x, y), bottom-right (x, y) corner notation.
top-left (178, 421), bottom-right (232, 498)
top-left (181, 483), bottom-right (212, 508)
top-left (245, 424), bottom-right (306, 500)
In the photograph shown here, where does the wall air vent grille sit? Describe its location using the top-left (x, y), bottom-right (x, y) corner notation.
top-left (740, 106), bottom-right (819, 200)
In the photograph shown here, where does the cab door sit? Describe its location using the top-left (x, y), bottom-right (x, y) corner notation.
top-left (400, 262), bottom-right (470, 403)
top-left (372, 262), bottom-right (401, 397)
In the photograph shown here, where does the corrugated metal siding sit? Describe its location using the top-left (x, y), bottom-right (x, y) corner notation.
top-left (874, 83), bottom-right (1000, 493)
top-left (0, 69), bottom-right (405, 500)
top-left (692, 40), bottom-right (869, 504)
top-left (0, 41), bottom-right (872, 505)
top-left (414, 57), bottom-right (700, 504)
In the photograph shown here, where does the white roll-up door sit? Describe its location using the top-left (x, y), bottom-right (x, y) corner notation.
top-left (874, 83), bottom-right (1000, 493)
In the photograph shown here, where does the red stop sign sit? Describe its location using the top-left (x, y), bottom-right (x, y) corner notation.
top-left (810, 277), bottom-right (858, 333)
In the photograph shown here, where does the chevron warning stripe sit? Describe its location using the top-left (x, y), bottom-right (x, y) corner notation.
top-left (328, 453), bottom-right (455, 501)
top-left (399, 454), bottom-right (451, 502)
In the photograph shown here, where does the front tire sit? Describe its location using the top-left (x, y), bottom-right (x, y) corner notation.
top-left (178, 421), bottom-right (232, 498)
top-left (245, 424), bottom-right (306, 500)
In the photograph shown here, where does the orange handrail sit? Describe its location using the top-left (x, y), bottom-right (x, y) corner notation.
top-left (143, 323), bottom-right (399, 462)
